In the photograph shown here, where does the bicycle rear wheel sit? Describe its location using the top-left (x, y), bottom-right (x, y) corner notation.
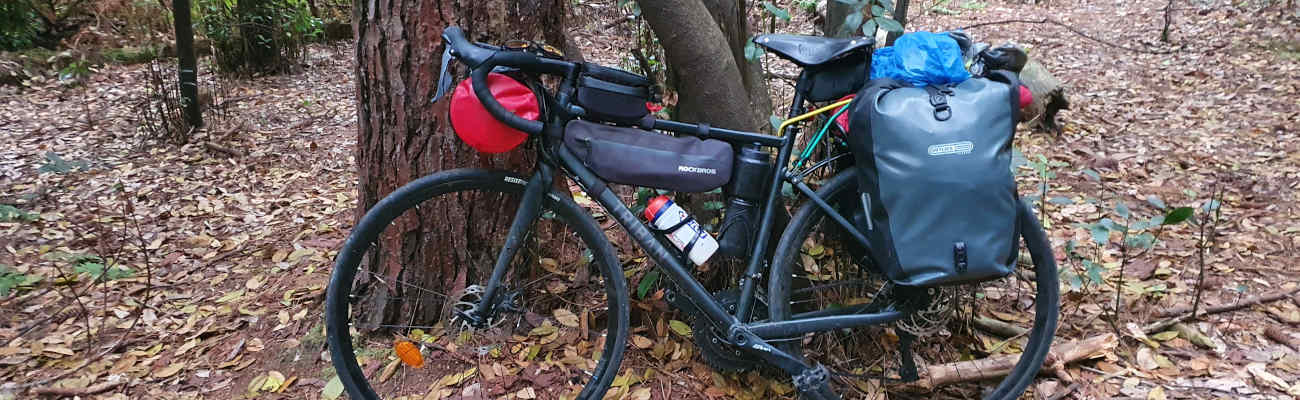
top-left (768, 170), bottom-right (1059, 399)
top-left (326, 169), bottom-right (628, 400)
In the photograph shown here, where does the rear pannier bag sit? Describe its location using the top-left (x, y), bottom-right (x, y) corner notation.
top-left (845, 70), bottom-right (1023, 287)
top-left (565, 120), bottom-right (732, 192)
top-left (575, 63), bottom-right (653, 125)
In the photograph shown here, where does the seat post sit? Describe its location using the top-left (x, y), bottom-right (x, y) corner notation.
top-left (787, 70), bottom-right (811, 119)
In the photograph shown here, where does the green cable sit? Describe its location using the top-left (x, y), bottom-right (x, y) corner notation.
top-left (794, 104), bottom-right (851, 170)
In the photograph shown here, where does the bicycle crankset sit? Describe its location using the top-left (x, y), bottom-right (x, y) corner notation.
top-left (693, 289), bottom-right (768, 373)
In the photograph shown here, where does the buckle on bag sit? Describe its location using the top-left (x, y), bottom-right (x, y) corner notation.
top-left (924, 85), bottom-right (953, 121)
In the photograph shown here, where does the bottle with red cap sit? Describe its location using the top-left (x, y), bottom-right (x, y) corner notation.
top-left (644, 195), bottom-right (718, 266)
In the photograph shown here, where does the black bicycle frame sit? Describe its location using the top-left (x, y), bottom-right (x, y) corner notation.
top-left (464, 55), bottom-right (905, 370)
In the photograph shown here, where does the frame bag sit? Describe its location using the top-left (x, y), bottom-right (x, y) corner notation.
top-left (565, 120), bottom-right (732, 192)
top-left (845, 70), bottom-right (1023, 287)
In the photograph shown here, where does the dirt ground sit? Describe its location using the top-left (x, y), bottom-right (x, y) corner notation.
top-left (2, 0), bottom-right (1298, 399)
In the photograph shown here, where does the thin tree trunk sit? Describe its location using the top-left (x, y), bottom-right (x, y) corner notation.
top-left (637, 0), bottom-right (758, 131)
top-left (824, 0), bottom-right (852, 37)
top-left (171, 0), bottom-right (201, 128)
top-left (352, 0), bottom-right (567, 327)
top-left (886, 0), bottom-right (910, 46)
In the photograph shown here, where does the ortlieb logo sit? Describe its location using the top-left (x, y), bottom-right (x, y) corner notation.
top-left (927, 141), bottom-right (974, 156)
top-left (677, 165), bottom-right (717, 175)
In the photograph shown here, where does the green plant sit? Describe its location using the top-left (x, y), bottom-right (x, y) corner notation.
top-left (835, 0), bottom-right (905, 36)
top-left (197, 0), bottom-right (322, 74)
top-left (37, 151), bottom-right (89, 173)
top-left (0, 204), bottom-right (37, 222)
top-left (797, 0), bottom-right (819, 13)
top-left (0, 0), bottom-right (42, 51)
top-left (0, 265), bottom-right (41, 296)
top-left (69, 254), bottom-right (135, 282)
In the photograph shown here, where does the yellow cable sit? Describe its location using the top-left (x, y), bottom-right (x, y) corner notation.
top-left (776, 99), bottom-right (854, 138)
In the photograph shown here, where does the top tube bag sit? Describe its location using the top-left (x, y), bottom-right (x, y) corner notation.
top-left (845, 70), bottom-right (1023, 287)
top-left (573, 63), bottom-right (655, 125)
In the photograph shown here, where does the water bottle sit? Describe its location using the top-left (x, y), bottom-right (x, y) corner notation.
top-left (644, 195), bottom-right (718, 266)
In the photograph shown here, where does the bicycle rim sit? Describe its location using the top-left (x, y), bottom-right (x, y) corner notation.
top-left (769, 171), bottom-right (1059, 399)
top-left (326, 169), bottom-right (628, 400)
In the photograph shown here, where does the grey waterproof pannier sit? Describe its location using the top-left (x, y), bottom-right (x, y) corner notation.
top-left (564, 120), bottom-right (733, 192)
top-left (844, 70), bottom-right (1023, 287)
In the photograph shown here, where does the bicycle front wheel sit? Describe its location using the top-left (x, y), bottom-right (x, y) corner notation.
top-left (768, 170), bottom-right (1059, 399)
top-left (326, 169), bottom-right (629, 400)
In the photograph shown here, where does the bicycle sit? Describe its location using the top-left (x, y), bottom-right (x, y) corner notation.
top-left (327, 26), bottom-right (1059, 400)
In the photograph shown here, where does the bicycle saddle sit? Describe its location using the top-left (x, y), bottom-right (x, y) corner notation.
top-left (753, 34), bottom-right (874, 67)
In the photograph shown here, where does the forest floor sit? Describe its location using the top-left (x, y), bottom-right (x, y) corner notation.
top-left (2, 0), bottom-right (1299, 399)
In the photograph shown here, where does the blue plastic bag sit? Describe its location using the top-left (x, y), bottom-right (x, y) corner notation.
top-left (870, 31), bottom-right (970, 86)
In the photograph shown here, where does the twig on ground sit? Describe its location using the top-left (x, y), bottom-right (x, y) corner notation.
top-left (973, 316), bottom-right (1028, 338)
top-left (900, 333), bottom-right (1116, 391)
top-left (30, 379), bottom-right (124, 396)
top-left (1265, 326), bottom-right (1300, 352)
top-left (203, 141), bottom-right (246, 157)
top-left (957, 18), bottom-right (1175, 55)
top-left (1158, 287), bottom-right (1300, 318)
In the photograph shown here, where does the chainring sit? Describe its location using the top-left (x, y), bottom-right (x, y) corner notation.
top-left (692, 289), bottom-right (767, 373)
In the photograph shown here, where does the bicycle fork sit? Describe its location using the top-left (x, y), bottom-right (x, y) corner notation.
top-left (458, 164), bottom-right (555, 328)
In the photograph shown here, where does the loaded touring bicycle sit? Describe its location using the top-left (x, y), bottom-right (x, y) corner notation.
top-left (327, 26), bottom-right (1059, 399)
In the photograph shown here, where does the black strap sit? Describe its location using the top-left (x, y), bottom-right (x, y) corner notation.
top-left (923, 85), bottom-right (952, 121)
top-left (649, 215), bottom-right (695, 234)
top-left (681, 228), bottom-right (703, 257)
top-left (953, 241), bottom-right (968, 274)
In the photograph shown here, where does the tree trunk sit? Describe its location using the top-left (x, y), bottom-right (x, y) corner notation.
top-left (353, 0), bottom-right (567, 327)
top-left (637, 0), bottom-right (758, 131)
top-left (886, 0), bottom-right (911, 46)
top-left (171, 0), bottom-right (201, 128)
top-left (701, 0), bottom-right (772, 131)
top-left (823, 0), bottom-right (852, 37)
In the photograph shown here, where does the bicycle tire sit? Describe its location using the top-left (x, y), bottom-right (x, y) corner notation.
top-left (326, 168), bottom-right (629, 400)
top-left (769, 170), bottom-right (1059, 399)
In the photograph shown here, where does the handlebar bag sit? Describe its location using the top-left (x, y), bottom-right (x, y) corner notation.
top-left (575, 63), bottom-right (654, 125)
top-left (449, 72), bottom-right (539, 153)
top-left (844, 70), bottom-right (1023, 287)
top-left (564, 120), bottom-right (732, 192)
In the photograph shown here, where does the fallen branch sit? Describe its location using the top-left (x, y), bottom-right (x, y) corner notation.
top-left (1157, 287), bottom-right (1300, 318)
top-left (203, 141), bottom-right (245, 157)
top-left (901, 333), bottom-right (1117, 391)
top-left (31, 380), bottom-right (124, 396)
top-left (973, 316), bottom-right (1029, 338)
top-left (1265, 326), bottom-right (1300, 352)
top-left (956, 17), bottom-right (1175, 55)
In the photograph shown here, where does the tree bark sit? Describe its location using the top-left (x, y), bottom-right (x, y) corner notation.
top-left (701, 0), bottom-right (772, 131)
top-left (637, 0), bottom-right (758, 131)
top-left (353, 0), bottom-right (567, 328)
top-left (823, 0), bottom-right (852, 37)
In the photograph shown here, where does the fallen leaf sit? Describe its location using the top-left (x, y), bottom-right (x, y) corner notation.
top-left (669, 320), bottom-right (692, 337)
top-left (554, 308), bottom-right (579, 328)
